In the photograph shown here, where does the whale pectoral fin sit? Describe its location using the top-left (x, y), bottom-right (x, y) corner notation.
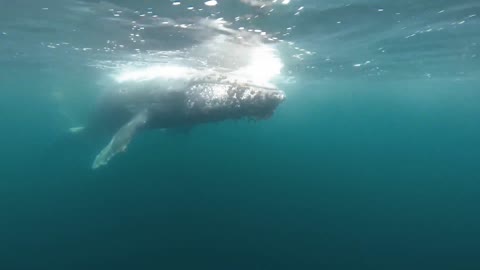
top-left (92, 110), bottom-right (149, 169)
top-left (68, 126), bottom-right (85, 134)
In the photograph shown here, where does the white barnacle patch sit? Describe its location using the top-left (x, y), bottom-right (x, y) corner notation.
top-left (240, 88), bottom-right (259, 101)
top-left (211, 85), bottom-right (229, 100)
top-left (187, 81), bottom-right (259, 112)
top-left (199, 84), bottom-right (231, 108)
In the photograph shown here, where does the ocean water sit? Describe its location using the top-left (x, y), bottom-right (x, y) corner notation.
top-left (1, 0), bottom-right (480, 269)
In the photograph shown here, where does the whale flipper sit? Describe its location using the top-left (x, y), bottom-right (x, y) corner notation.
top-left (69, 126), bottom-right (85, 134)
top-left (92, 110), bottom-right (149, 169)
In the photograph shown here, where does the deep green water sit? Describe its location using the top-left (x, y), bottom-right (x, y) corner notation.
top-left (2, 0), bottom-right (480, 269)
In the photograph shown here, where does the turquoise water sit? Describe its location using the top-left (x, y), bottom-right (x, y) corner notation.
top-left (2, 0), bottom-right (480, 269)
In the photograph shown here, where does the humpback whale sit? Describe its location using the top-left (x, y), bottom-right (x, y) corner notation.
top-left (81, 66), bottom-right (285, 169)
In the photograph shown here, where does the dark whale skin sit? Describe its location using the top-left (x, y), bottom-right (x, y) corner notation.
top-left (90, 80), bottom-right (286, 134)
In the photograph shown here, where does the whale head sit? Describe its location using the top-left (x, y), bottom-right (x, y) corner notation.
top-left (186, 82), bottom-right (285, 121)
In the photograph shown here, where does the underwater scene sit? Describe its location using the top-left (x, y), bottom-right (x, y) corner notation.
top-left (1, 0), bottom-right (480, 269)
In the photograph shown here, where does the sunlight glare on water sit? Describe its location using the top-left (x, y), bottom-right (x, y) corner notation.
top-left (114, 65), bottom-right (199, 83)
top-left (230, 45), bottom-right (284, 87)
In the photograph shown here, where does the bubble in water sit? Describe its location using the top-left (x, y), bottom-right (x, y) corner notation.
top-left (204, 1), bottom-right (218, 6)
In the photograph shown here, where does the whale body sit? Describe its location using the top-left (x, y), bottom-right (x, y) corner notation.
top-left (82, 69), bottom-right (285, 169)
